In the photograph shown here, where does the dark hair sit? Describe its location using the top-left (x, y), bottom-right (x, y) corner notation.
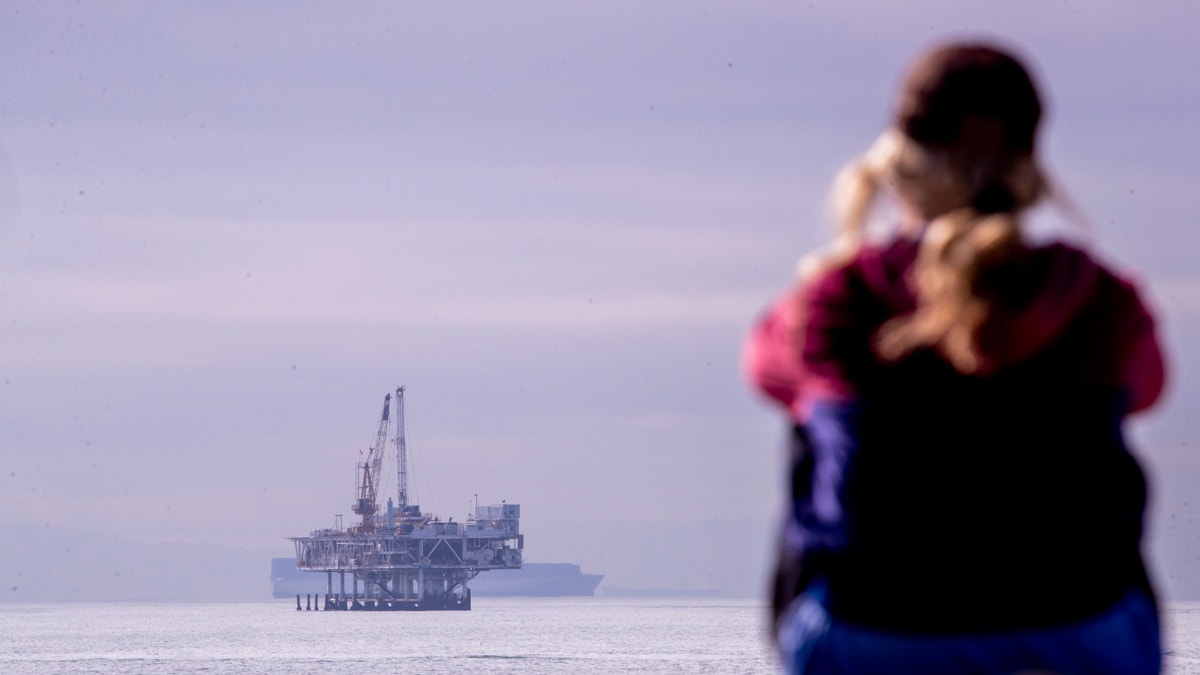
top-left (896, 43), bottom-right (1043, 155)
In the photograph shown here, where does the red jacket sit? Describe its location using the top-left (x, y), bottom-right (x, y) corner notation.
top-left (746, 236), bottom-right (1166, 632)
top-left (746, 237), bottom-right (1164, 421)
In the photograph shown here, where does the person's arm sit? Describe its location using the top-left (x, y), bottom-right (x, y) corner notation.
top-left (743, 290), bottom-right (808, 419)
top-left (1121, 285), bottom-right (1166, 414)
top-left (746, 270), bottom-right (868, 419)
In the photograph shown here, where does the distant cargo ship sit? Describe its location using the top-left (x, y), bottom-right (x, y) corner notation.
top-left (272, 558), bottom-right (602, 598)
top-left (468, 562), bottom-right (604, 597)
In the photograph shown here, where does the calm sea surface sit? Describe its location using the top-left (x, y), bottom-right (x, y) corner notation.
top-left (4, 597), bottom-right (1200, 674)
top-left (0, 597), bottom-right (775, 674)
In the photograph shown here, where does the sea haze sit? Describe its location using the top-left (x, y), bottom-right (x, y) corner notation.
top-left (0, 524), bottom-right (272, 602)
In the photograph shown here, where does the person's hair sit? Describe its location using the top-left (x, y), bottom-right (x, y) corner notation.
top-left (830, 42), bottom-right (1049, 374)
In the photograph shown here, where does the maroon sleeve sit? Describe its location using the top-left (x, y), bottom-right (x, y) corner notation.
top-left (1115, 278), bottom-right (1166, 414)
top-left (743, 290), bottom-right (807, 419)
top-left (743, 258), bottom-right (874, 420)
top-left (1069, 262), bottom-right (1166, 415)
top-left (799, 259), bottom-right (877, 402)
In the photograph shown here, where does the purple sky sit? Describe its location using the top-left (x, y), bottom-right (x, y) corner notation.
top-left (2, 1), bottom-right (1198, 597)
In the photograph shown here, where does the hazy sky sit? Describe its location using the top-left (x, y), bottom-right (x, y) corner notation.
top-left (3, 2), bottom-right (1199, 597)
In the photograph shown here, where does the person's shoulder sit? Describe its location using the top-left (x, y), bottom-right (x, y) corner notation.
top-left (1029, 240), bottom-right (1159, 351)
top-left (803, 236), bottom-right (919, 310)
top-left (1036, 239), bottom-right (1146, 275)
top-left (1033, 240), bottom-right (1147, 297)
top-left (796, 235), bottom-right (916, 321)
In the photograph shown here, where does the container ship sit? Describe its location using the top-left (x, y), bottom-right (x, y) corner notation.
top-left (273, 559), bottom-right (603, 598)
top-left (467, 562), bottom-right (604, 597)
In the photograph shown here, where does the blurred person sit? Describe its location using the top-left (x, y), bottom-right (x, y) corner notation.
top-left (744, 41), bottom-right (1165, 675)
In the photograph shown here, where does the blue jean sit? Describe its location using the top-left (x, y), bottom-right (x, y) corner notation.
top-left (778, 584), bottom-right (1160, 675)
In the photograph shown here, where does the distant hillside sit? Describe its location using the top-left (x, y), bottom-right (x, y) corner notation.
top-left (0, 524), bottom-right (281, 602)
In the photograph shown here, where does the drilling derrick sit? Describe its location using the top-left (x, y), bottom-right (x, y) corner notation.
top-left (290, 386), bottom-right (523, 611)
top-left (394, 386), bottom-right (408, 508)
top-left (352, 393), bottom-right (390, 530)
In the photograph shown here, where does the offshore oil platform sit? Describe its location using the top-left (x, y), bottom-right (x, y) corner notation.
top-left (289, 386), bottom-right (523, 610)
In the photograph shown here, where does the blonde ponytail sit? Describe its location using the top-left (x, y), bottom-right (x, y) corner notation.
top-left (819, 122), bottom-right (1055, 373)
top-left (875, 209), bottom-right (1022, 373)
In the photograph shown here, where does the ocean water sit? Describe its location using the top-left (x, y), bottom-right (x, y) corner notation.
top-left (3, 597), bottom-right (1200, 674)
top-left (1167, 603), bottom-right (1200, 675)
top-left (0, 597), bottom-right (775, 674)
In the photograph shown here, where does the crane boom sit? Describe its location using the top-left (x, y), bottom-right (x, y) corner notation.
top-left (352, 392), bottom-right (391, 527)
top-left (394, 386), bottom-right (408, 508)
